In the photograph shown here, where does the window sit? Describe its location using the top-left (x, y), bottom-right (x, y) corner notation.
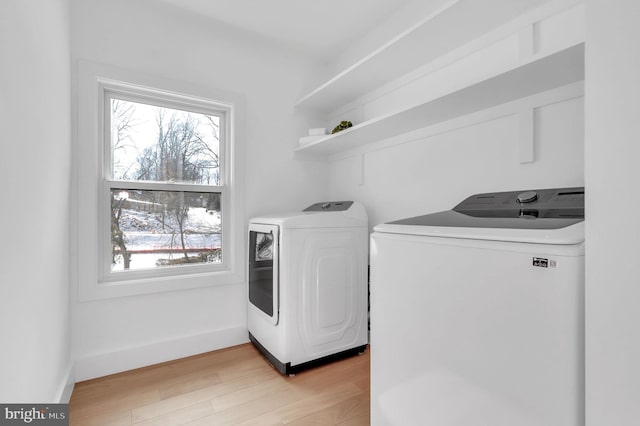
top-left (76, 61), bottom-right (245, 300)
top-left (104, 94), bottom-right (226, 276)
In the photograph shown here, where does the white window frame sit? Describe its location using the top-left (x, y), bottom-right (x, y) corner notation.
top-left (76, 61), bottom-right (246, 301)
top-left (101, 86), bottom-right (230, 281)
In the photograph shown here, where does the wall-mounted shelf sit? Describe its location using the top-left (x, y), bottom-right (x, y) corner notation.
top-left (295, 43), bottom-right (584, 158)
top-left (295, 0), bottom-right (583, 112)
top-left (295, 0), bottom-right (459, 111)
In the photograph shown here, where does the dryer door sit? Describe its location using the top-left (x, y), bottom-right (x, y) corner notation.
top-left (248, 223), bottom-right (279, 325)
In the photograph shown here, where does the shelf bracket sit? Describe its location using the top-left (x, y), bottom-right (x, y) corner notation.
top-left (518, 107), bottom-right (535, 164)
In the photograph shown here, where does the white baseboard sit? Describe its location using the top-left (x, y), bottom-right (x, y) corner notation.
top-left (56, 362), bottom-right (75, 403)
top-left (73, 326), bottom-right (249, 382)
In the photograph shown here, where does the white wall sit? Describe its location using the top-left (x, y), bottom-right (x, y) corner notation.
top-left (320, 0), bottom-right (586, 232)
top-left (329, 87), bottom-right (584, 229)
top-left (585, 1), bottom-right (640, 424)
top-left (70, 0), bottom-right (326, 380)
top-left (0, 0), bottom-right (72, 402)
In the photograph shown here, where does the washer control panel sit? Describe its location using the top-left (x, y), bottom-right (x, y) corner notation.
top-left (389, 187), bottom-right (584, 230)
top-left (453, 187), bottom-right (584, 219)
top-left (303, 201), bottom-right (354, 212)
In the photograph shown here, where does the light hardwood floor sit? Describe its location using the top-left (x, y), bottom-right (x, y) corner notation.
top-left (69, 343), bottom-right (370, 425)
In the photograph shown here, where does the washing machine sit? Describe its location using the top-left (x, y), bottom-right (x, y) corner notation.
top-left (248, 201), bottom-right (368, 375)
top-left (370, 187), bottom-right (585, 426)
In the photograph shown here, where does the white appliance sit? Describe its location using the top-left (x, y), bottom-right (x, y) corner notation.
top-left (370, 187), bottom-right (585, 426)
top-left (248, 201), bottom-right (368, 375)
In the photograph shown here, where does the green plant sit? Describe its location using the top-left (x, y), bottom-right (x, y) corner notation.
top-left (331, 120), bottom-right (353, 134)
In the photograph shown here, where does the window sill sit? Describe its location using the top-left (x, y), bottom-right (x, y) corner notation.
top-left (80, 267), bottom-right (244, 301)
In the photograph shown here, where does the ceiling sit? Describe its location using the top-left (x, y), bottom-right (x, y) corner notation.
top-left (157, 0), bottom-right (417, 59)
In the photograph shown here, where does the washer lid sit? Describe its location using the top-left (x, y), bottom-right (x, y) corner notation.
top-left (375, 187), bottom-right (584, 244)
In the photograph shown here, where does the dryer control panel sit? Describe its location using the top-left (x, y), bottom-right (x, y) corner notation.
top-left (303, 201), bottom-right (354, 212)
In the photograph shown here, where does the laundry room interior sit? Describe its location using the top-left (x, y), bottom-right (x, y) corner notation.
top-left (1, 0), bottom-right (639, 425)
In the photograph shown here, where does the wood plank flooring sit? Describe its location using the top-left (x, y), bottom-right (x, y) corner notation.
top-left (69, 343), bottom-right (370, 425)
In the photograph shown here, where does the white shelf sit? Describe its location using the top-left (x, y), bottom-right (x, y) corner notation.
top-left (295, 43), bottom-right (584, 158)
top-left (294, 0), bottom-right (460, 111)
top-left (294, 0), bottom-right (583, 112)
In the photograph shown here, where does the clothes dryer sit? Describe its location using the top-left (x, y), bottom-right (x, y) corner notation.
top-left (248, 201), bottom-right (368, 375)
top-left (370, 187), bottom-right (585, 426)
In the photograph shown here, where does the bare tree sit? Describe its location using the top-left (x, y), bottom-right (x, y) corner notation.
top-left (109, 100), bottom-right (139, 269)
top-left (133, 110), bottom-right (220, 260)
top-left (111, 100), bottom-right (138, 180)
top-left (111, 192), bottom-right (131, 269)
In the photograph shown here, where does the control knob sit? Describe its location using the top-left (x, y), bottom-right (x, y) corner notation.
top-left (516, 191), bottom-right (538, 204)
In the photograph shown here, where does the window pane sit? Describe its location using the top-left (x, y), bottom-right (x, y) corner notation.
top-left (111, 189), bottom-right (222, 272)
top-left (111, 98), bottom-right (220, 185)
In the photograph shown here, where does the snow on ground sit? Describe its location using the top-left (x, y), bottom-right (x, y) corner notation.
top-left (123, 232), bottom-right (221, 251)
top-left (112, 207), bottom-right (222, 271)
top-left (118, 207), bottom-right (221, 234)
top-left (117, 207), bottom-right (221, 251)
top-left (112, 253), bottom-right (168, 272)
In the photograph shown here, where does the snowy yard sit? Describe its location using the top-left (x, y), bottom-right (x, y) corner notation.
top-left (112, 206), bottom-right (222, 271)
